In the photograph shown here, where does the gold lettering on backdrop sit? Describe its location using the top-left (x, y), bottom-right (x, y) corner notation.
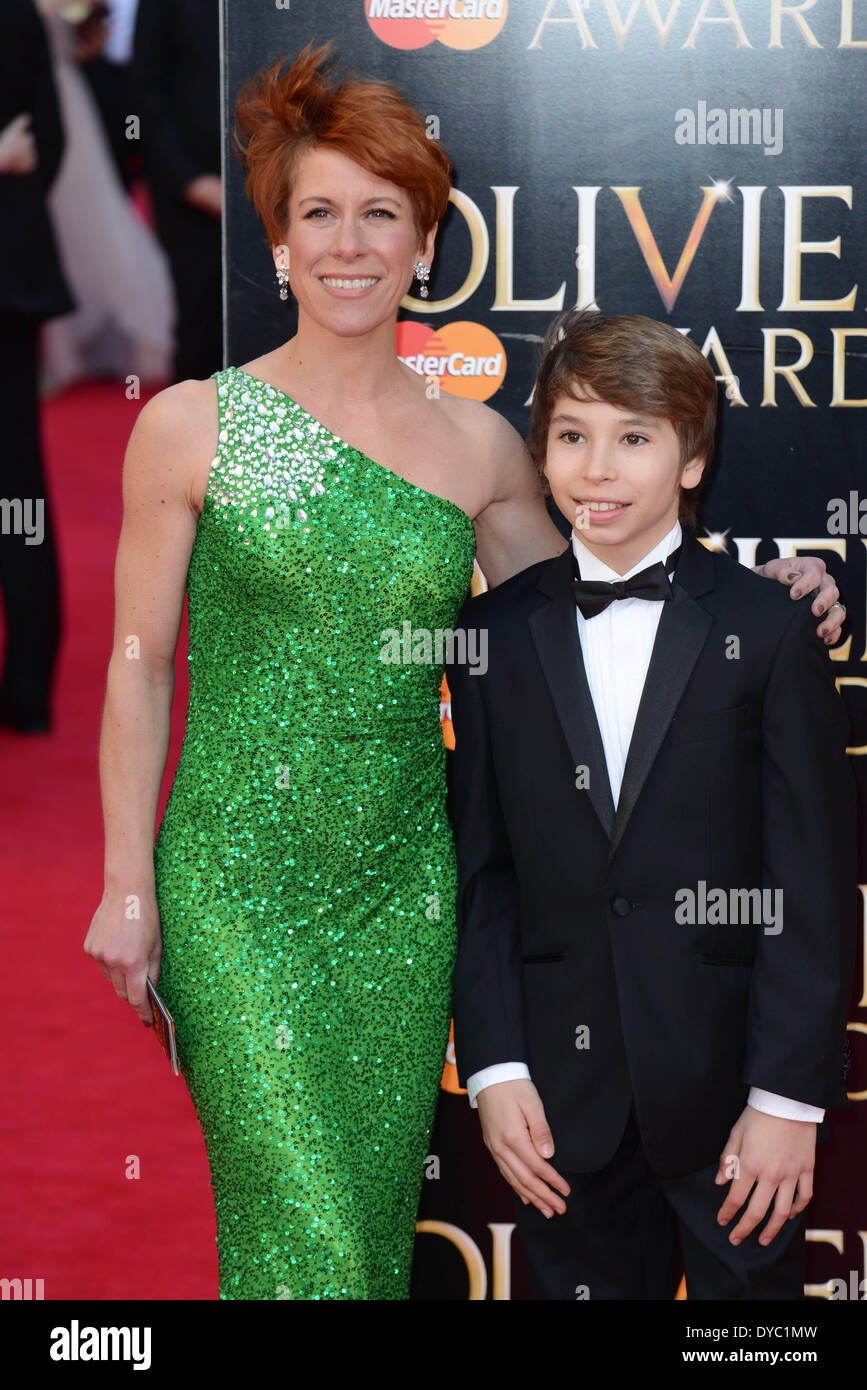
top-left (682, 0), bottom-right (752, 49)
top-left (804, 1229), bottom-right (844, 1299)
top-left (528, 0), bottom-right (598, 50)
top-left (528, 0), bottom-right (867, 47)
top-left (761, 330), bottom-right (817, 407)
top-left (858, 886), bottom-right (867, 1007)
top-left (401, 189), bottom-right (489, 314)
top-left (603, 0), bottom-right (684, 48)
top-left (522, 327), bottom-right (867, 407)
top-left (611, 185), bottom-right (719, 312)
top-left (491, 188), bottom-right (566, 312)
top-left (779, 188), bottom-right (857, 312)
top-left (804, 1233), bottom-right (867, 1298)
top-left (573, 186), bottom-right (602, 310)
top-left (840, 0), bottom-right (867, 46)
top-left (846, 1023), bottom-right (867, 1100)
top-left (415, 1221), bottom-right (517, 1299)
top-left (838, 680), bottom-right (867, 749)
top-left (415, 1221), bottom-right (487, 1299)
top-left (489, 1223), bottom-right (516, 1300)
top-left (770, 0), bottom-right (822, 48)
top-left (696, 326), bottom-right (747, 405)
top-left (416, 185), bottom-right (860, 329)
top-left (853, 541), bottom-right (867, 663)
top-left (736, 186), bottom-right (765, 312)
top-left (419, 1219), bottom-right (867, 1297)
top-left (831, 329), bottom-right (867, 406)
top-left (712, 537), bottom-right (762, 568)
top-left (777, 1228), bottom-right (867, 1297)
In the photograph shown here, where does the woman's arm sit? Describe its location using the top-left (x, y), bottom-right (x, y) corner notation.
top-left (84, 380), bottom-right (216, 1024)
top-left (471, 412), bottom-right (567, 588)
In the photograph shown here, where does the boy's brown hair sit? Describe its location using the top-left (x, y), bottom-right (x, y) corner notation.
top-left (527, 309), bottom-right (719, 527)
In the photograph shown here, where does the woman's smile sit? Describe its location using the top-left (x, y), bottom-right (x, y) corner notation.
top-left (318, 274), bottom-right (382, 295)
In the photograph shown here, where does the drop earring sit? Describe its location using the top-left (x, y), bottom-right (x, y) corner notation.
top-left (413, 261), bottom-right (430, 298)
top-left (276, 260), bottom-right (290, 301)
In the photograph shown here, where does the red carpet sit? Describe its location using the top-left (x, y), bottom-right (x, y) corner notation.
top-left (0, 378), bottom-right (218, 1300)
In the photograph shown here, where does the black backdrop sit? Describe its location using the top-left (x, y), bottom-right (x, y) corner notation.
top-left (220, 0), bottom-right (866, 1300)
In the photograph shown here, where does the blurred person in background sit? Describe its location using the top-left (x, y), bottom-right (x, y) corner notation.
top-left (131, 0), bottom-right (222, 382)
top-left (80, 0), bottom-right (142, 192)
top-left (36, 0), bottom-right (173, 393)
top-left (0, 0), bottom-right (75, 733)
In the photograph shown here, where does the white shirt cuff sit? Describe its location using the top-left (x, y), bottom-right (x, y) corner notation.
top-left (748, 1086), bottom-right (824, 1123)
top-left (466, 1062), bottom-right (531, 1108)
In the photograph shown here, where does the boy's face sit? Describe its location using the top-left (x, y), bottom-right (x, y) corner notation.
top-left (543, 387), bottom-right (706, 574)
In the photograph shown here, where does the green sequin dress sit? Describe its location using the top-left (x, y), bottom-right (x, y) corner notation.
top-left (152, 365), bottom-right (476, 1299)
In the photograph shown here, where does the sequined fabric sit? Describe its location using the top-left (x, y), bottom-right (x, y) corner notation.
top-left (153, 365), bottom-right (476, 1299)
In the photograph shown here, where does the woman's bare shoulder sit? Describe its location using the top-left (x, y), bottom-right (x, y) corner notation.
top-left (133, 376), bottom-right (218, 440)
top-left (438, 390), bottom-right (523, 443)
top-left (439, 392), bottom-right (534, 493)
top-left (126, 377), bottom-right (219, 513)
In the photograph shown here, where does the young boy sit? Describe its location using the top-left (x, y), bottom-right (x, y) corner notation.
top-left (445, 309), bottom-right (857, 1300)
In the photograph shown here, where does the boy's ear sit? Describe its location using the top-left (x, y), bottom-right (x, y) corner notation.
top-left (680, 454), bottom-right (707, 491)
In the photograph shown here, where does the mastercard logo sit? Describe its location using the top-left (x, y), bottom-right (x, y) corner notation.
top-left (366, 0), bottom-right (507, 51)
top-left (396, 320), bottom-right (507, 401)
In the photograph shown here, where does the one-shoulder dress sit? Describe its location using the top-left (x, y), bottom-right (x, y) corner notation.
top-left (152, 365), bottom-right (476, 1299)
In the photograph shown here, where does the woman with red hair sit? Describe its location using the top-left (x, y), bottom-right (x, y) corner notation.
top-left (84, 41), bottom-right (841, 1300)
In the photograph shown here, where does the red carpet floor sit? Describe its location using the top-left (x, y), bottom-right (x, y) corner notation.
top-left (0, 377), bottom-right (218, 1300)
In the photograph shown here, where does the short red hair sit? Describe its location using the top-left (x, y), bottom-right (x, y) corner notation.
top-left (233, 41), bottom-right (453, 247)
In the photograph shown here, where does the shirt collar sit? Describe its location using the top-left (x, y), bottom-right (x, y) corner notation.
top-left (571, 519), bottom-right (683, 583)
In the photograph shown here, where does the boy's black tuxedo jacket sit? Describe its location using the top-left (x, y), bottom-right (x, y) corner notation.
top-left (445, 530), bottom-right (857, 1178)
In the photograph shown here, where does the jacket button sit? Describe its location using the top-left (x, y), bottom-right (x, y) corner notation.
top-left (612, 897), bottom-right (633, 917)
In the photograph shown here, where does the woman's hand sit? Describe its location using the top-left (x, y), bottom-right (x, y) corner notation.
top-left (755, 555), bottom-right (844, 645)
top-left (84, 887), bottom-right (162, 1026)
top-left (0, 113), bottom-right (37, 175)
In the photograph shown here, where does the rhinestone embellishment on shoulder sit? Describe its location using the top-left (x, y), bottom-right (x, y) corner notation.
top-left (210, 369), bottom-right (338, 538)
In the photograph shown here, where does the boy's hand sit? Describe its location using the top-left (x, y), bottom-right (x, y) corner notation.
top-left (476, 1079), bottom-right (571, 1218)
top-left (715, 1106), bottom-right (816, 1246)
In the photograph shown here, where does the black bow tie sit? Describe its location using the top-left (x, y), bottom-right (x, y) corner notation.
top-left (572, 545), bottom-right (682, 620)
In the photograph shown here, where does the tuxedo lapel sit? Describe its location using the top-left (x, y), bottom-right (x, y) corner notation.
top-left (608, 535), bottom-right (716, 863)
top-left (528, 546), bottom-right (616, 840)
